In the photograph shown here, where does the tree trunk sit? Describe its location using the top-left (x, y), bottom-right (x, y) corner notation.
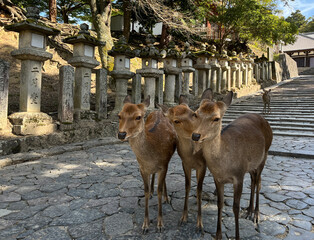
top-left (123, 0), bottom-right (131, 42)
top-left (160, 24), bottom-right (169, 48)
top-left (49, 0), bottom-right (57, 22)
top-left (89, 0), bottom-right (113, 68)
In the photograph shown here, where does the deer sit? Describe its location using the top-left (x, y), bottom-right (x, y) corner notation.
top-left (191, 88), bottom-right (273, 240)
top-left (117, 95), bottom-right (177, 233)
top-left (262, 88), bottom-right (271, 114)
top-left (158, 95), bottom-right (207, 233)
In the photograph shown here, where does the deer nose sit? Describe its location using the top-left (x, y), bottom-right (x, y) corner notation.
top-left (192, 133), bottom-right (201, 141)
top-left (118, 132), bottom-right (127, 140)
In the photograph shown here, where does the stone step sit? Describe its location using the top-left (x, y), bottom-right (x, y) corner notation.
top-left (225, 113), bottom-right (314, 119)
top-left (226, 109), bottom-right (314, 114)
top-left (223, 117), bottom-right (314, 124)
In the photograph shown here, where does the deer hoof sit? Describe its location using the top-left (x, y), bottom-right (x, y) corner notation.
top-left (179, 216), bottom-right (188, 226)
top-left (157, 225), bottom-right (164, 233)
top-left (142, 227), bottom-right (149, 234)
top-left (196, 226), bottom-right (204, 235)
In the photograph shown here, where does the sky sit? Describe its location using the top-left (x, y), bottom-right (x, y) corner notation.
top-left (276, 0), bottom-right (314, 19)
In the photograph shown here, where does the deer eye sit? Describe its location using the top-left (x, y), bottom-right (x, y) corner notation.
top-left (118, 115), bottom-right (121, 120)
top-left (174, 120), bottom-right (180, 124)
top-left (213, 118), bottom-right (220, 122)
top-left (135, 116), bottom-right (141, 120)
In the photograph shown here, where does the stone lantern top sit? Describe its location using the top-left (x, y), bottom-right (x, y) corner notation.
top-left (63, 23), bottom-right (104, 47)
top-left (193, 43), bottom-right (216, 58)
top-left (181, 42), bottom-right (194, 59)
top-left (162, 41), bottom-right (181, 59)
top-left (5, 7), bottom-right (60, 36)
top-left (108, 36), bottom-right (135, 58)
top-left (218, 49), bottom-right (231, 60)
top-left (138, 35), bottom-right (162, 59)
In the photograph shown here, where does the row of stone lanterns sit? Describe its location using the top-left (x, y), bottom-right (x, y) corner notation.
top-left (3, 7), bottom-right (269, 136)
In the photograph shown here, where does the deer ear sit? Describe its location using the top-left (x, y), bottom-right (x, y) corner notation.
top-left (156, 103), bottom-right (168, 114)
top-left (143, 95), bottom-right (150, 107)
top-left (179, 95), bottom-right (189, 105)
top-left (201, 88), bottom-right (214, 101)
top-left (222, 91), bottom-right (233, 107)
top-left (123, 95), bottom-right (132, 104)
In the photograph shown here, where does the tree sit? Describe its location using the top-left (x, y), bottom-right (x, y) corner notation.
top-left (196, 0), bottom-right (298, 52)
top-left (300, 17), bottom-right (314, 33)
top-left (285, 10), bottom-right (306, 29)
top-left (0, 0), bottom-right (26, 20)
top-left (49, 0), bottom-right (57, 22)
top-left (88, 0), bottom-right (113, 68)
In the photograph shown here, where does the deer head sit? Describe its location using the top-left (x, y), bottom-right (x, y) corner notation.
top-left (159, 95), bottom-right (199, 139)
top-left (192, 89), bottom-right (233, 142)
top-left (117, 96), bottom-right (150, 141)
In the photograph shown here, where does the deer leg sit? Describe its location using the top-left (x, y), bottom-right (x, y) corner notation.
top-left (233, 180), bottom-right (243, 240)
top-left (196, 166), bottom-right (206, 234)
top-left (244, 172), bottom-right (256, 221)
top-left (268, 104), bottom-right (271, 114)
top-left (140, 170), bottom-right (150, 234)
top-left (163, 179), bottom-right (169, 203)
top-left (180, 165), bottom-right (191, 226)
top-left (157, 169), bottom-right (167, 232)
top-left (263, 103), bottom-right (266, 114)
top-left (150, 173), bottom-right (155, 199)
top-left (214, 180), bottom-right (224, 240)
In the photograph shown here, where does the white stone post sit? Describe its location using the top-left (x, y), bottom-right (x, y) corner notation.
top-left (58, 65), bottom-right (74, 124)
top-left (132, 73), bottom-right (142, 104)
top-left (0, 59), bottom-right (10, 133)
top-left (95, 68), bottom-right (108, 119)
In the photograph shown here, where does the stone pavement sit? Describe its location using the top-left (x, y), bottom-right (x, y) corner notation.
top-left (0, 137), bottom-right (313, 240)
top-left (0, 76), bottom-right (314, 239)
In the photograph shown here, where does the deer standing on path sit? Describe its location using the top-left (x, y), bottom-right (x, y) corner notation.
top-left (191, 89), bottom-right (273, 240)
top-left (159, 95), bottom-right (207, 233)
top-left (118, 96), bottom-right (176, 233)
top-left (262, 88), bottom-right (271, 114)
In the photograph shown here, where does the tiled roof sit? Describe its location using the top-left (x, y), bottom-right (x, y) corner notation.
top-left (282, 33), bottom-right (314, 52)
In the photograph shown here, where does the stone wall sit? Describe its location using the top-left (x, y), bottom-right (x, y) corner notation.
top-left (278, 53), bottom-right (299, 80)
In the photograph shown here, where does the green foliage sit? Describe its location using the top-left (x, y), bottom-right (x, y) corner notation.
top-left (11, 0), bottom-right (90, 23)
top-left (285, 10), bottom-right (307, 29)
top-left (195, 0), bottom-right (298, 50)
top-left (299, 17), bottom-right (314, 33)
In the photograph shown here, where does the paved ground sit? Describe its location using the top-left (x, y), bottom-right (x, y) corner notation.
top-left (0, 76), bottom-right (314, 239)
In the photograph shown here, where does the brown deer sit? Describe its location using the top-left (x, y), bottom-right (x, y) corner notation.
top-left (262, 88), bottom-right (271, 114)
top-left (191, 89), bottom-right (273, 240)
top-left (158, 95), bottom-right (207, 233)
top-left (117, 95), bottom-right (176, 233)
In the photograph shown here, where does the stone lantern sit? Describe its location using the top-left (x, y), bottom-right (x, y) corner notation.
top-left (5, 7), bottom-right (60, 135)
top-left (207, 45), bottom-right (221, 94)
top-left (162, 41), bottom-right (182, 106)
top-left (63, 23), bottom-right (102, 118)
top-left (239, 52), bottom-right (248, 87)
top-left (179, 42), bottom-right (195, 95)
top-left (245, 50), bottom-right (255, 85)
top-left (109, 36), bottom-right (135, 114)
top-left (136, 35), bottom-right (164, 109)
top-left (193, 44), bottom-right (212, 97)
top-left (218, 49), bottom-right (231, 92)
top-left (229, 51), bottom-right (240, 89)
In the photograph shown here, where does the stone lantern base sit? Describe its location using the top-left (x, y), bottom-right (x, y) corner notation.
top-left (8, 112), bottom-right (56, 136)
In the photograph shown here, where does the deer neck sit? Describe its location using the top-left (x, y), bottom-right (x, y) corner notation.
top-left (203, 134), bottom-right (222, 159)
top-left (128, 128), bottom-right (147, 152)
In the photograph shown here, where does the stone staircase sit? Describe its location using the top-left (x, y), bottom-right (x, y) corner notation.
top-left (223, 76), bottom-right (314, 158)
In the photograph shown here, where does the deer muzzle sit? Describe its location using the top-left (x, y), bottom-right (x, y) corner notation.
top-left (192, 133), bottom-right (201, 141)
top-left (118, 132), bottom-right (127, 140)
